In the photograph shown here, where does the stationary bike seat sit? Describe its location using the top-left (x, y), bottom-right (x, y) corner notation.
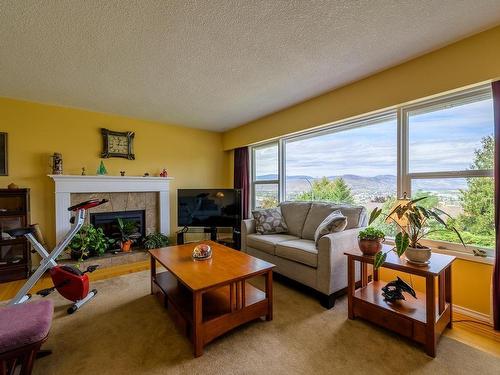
top-left (6, 227), bottom-right (36, 237)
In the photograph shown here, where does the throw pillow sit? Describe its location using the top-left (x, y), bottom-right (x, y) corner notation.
top-left (252, 207), bottom-right (288, 234)
top-left (314, 210), bottom-right (347, 246)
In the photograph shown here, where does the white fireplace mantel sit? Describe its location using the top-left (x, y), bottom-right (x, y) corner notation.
top-left (49, 175), bottom-right (174, 242)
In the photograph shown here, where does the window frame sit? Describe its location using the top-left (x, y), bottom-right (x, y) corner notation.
top-left (249, 83), bottom-right (495, 258)
top-left (250, 141), bottom-right (281, 210)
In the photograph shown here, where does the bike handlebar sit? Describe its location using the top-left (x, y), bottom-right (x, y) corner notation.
top-left (67, 199), bottom-right (108, 212)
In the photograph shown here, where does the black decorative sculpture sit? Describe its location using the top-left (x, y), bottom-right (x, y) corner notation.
top-left (381, 276), bottom-right (417, 303)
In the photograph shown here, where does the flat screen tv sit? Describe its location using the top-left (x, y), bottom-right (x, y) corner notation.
top-left (177, 189), bottom-right (241, 228)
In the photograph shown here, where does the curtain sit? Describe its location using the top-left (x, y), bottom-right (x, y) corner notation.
top-left (234, 147), bottom-right (250, 220)
top-left (493, 80), bottom-right (500, 330)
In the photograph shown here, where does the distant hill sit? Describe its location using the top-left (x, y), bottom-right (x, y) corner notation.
top-left (257, 174), bottom-right (464, 194)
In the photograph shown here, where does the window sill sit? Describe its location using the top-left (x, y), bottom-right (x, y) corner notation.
top-left (431, 248), bottom-right (494, 265)
top-left (383, 239), bottom-right (494, 265)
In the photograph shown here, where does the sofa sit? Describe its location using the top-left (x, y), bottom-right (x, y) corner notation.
top-left (241, 201), bottom-right (367, 308)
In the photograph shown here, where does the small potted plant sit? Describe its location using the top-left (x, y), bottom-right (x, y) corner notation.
top-left (369, 195), bottom-right (465, 268)
top-left (358, 227), bottom-right (385, 255)
top-left (116, 218), bottom-right (141, 252)
top-left (142, 232), bottom-right (170, 250)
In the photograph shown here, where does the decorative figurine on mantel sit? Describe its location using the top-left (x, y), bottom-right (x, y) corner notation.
top-left (120, 171), bottom-right (126, 176)
top-left (159, 168), bottom-right (168, 177)
top-left (143, 172), bottom-right (150, 177)
top-left (97, 161), bottom-right (108, 175)
top-left (51, 152), bottom-right (63, 175)
top-left (81, 167), bottom-right (86, 176)
top-left (381, 277), bottom-right (417, 303)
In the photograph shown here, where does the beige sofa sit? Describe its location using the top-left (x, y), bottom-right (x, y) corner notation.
top-left (241, 201), bottom-right (367, 308)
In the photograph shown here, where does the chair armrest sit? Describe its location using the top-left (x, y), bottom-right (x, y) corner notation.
top-left (241, 219), bottom-right (256, 251)
top-left (316, 227), bottom-right (364, 295)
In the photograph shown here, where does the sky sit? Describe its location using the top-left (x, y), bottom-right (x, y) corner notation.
top-left (255, 98), bottom-right (494, 179)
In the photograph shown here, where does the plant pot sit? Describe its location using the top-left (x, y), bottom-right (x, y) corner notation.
top-left (121, 240), bottom-right (133, 252)
top-left (358, 238), bottom-right (383, 256)
top-left (70, 249), bottom-right (89, 261)
top-left (404, 246), bottom-right (432, 264)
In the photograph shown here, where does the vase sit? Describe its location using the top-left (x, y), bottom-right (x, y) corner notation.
top-left (358, 238), bottom-right (383, 256)
top-left (121, 240), bottom-right (133, 252)
top-left (404, 246), bottom-right (432, 264)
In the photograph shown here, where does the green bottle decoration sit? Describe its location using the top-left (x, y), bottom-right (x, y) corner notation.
top-left (97, 161), bottom-right (108, 175)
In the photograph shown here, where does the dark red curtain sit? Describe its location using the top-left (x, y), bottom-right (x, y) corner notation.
top-left (493, 80), bottom-right (500, 330)
top-left (234, 147), bottom-right (250, 220)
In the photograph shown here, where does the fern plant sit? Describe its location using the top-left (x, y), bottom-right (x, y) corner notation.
top-left (142, 232), bottom-right (170, 250)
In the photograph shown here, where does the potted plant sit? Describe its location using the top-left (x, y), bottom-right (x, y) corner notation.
top-left (358, 227), bottom-right (385, 255)
top-left (142, 232), bottom-right (170, 250)
top-left (67, 224), bottom-right (115, 261)
top-left (116, 218), bottom-right (141, 252)
top-left (369, 195), bottom-right (465, 268)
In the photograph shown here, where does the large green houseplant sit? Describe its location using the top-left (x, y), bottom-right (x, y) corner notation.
top-left (368, 196), bottom-right (465, 268)
top-left (68, 224), bottom-right (115, 261)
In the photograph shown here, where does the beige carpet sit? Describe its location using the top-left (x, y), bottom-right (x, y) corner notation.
top-left (33, 271), bottom-right (499, 375)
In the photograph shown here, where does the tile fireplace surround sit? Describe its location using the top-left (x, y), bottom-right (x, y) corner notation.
top-left (49, 175), bottom-right (173, 243)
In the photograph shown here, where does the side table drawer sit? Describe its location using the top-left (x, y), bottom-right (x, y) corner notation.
top-left (354, 299), bottom-right (412, 338)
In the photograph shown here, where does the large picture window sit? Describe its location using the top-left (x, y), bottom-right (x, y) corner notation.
top-left (403, 88), bottom-right (494, 255)
top-left (250, 84), bottom-right (495, 257)
top-left (284, 114), bottom-right (397, 233)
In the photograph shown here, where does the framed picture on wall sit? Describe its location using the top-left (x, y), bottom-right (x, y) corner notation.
top-left (0, 133), bottom-right (7, 176)
top-left (100, 128), bottom-right (135, 160)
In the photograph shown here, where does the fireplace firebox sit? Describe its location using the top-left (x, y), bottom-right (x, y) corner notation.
top-left (90, 210), bottom-right (146, 243)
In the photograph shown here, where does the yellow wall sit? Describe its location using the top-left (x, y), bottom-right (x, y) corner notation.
top-left (0, 98), bottom-right (230, 249)
top-left (223, 25), bottom-right (500, 150)
top-left (221, 26), bottom-right (500, 316)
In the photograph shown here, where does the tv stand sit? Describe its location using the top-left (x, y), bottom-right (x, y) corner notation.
top-left (209, 226), bottom-right (217, 241)
top-left (176, 226), bottom-right (241, 250)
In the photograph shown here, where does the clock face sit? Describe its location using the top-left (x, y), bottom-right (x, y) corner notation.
top-left (108, 134), bottom-right (129, 154)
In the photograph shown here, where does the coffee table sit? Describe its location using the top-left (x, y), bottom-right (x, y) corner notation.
top-left (149, 240), bottom-right (275, 357)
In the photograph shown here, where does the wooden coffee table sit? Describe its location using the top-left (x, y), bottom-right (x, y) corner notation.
top-left (149, 240), bottom-right (275, 357)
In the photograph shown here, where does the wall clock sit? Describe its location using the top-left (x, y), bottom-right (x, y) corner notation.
top-left (101, 128), bottom-right (135, 160)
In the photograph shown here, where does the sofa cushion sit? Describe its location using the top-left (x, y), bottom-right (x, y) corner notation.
top-left (246, 233), bottom-right (299, 255)
top-left (279, 201), bottom-right (311, 237)
top-left (252, 207), bottom-right (288, 234)
top-left (302, 202), bottom-right (367, 240)
top-left (314, 210), bottom-right (347, 246)
top-left (275, 239), bottom-right (318, 268)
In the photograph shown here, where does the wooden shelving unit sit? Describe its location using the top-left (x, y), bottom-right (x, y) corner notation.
top-left (0, 188), bottom-right (31, 283)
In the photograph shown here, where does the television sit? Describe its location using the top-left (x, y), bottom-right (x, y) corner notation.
top-left (177, 189), bottom-right (241, 229)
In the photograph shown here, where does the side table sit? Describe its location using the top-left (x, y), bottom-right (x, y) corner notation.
top-left (344, 245), bottom-right (455, 357)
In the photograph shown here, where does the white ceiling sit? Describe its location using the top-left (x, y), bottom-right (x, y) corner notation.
top-left (1, 1), bottom-right (500, 131)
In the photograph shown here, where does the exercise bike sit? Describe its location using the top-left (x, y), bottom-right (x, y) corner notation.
top-left (7, 199), bottom-right (108, 314)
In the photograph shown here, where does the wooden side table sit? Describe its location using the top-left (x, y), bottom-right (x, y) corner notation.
top-left (344, 246), bottom-right (455, 357)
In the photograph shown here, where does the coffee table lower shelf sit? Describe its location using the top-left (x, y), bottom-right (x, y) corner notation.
top-left (152, 271), bottom-right (270, 353)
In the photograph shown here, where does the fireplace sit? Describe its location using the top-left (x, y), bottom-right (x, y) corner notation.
top-left (90, 210), bottom-right (146, 243)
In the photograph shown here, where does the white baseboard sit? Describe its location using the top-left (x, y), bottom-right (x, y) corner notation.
top-left (453, 304), bottom-right (492, 324)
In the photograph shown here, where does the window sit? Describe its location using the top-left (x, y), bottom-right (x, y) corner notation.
top-left (403, 88), bottom-right (494, 255)
top-left (251, 142), bottom-right (280, 209)
top-left (250, 84), bottom-right (495, 257)
top-left (284, 114), bottom-right (397, 233)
